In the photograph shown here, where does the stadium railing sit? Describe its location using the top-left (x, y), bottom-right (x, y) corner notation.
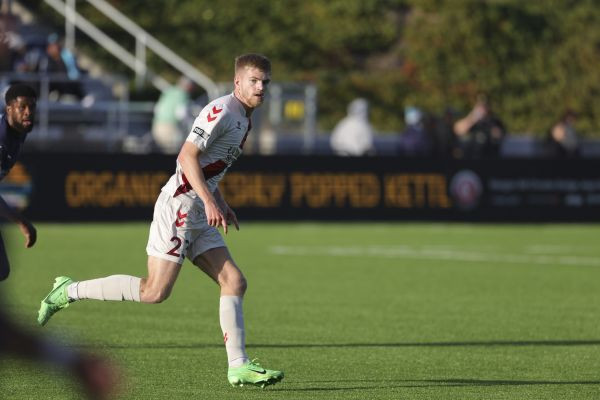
top-left (0, 71), bottom-right (157, 151)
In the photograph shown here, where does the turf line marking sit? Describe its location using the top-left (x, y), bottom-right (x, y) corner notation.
top-left (268, 245), bottom-right (600, 267)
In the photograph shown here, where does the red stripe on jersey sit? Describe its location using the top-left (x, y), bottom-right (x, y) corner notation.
top-left (202, 159), bottom-right (228, 179)
top-left (173, 173), bottom-right (192, 197)
top-left (173, 161), bottom-right (228, 198)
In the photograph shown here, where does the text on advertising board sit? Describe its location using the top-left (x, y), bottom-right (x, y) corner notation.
top-left (65, 171), bottom-right (170, 207)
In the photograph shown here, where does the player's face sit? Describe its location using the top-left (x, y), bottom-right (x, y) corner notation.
top-left (235, 66), bottom-right (271, 111)
top-left (6, 96), bottom-right (36, 134)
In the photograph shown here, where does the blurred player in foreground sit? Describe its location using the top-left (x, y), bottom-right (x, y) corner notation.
top-left (0, 84), bottom-right (37, 281)
top-left (0, 307), bottom-right (120, 399)
top-left (38, 54), bottom-right (284, 388)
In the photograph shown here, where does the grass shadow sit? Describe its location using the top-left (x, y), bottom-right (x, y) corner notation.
top-left (78, 339), bottom-right (600, 350)
top-left (272, 378), bottom-right (600, 392)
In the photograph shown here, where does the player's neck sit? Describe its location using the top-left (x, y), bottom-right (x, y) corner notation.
top-left (233, 92), bottom-right (254, 118)
top-left (5, 117), bottom-right (25, 136)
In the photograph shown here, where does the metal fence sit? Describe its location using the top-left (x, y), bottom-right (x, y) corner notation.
top-left (1, 71), bottom-right (148, 150)
top-left (1, 72), bottom-right (320, 153)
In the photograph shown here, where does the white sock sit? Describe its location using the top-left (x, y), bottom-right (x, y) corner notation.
top-left (219, 295), bottom-right (248, 367)
top-left (67, 275), bottom-right (141, 302)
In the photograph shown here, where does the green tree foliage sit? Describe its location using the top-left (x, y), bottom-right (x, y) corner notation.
top-left (27, 0), bottom-right (406, 131)
top-left (23, 0), bottom-right (600, 135)
top-left (79, 0), bottom-right (406, 131)
top-left (403, 0), bottom-right (600, 136)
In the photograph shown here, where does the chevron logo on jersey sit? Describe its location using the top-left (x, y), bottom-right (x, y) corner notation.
top-left (175, 209), bottom-right (187, 227)
top-left (206, 106), bottom-right (223, 122)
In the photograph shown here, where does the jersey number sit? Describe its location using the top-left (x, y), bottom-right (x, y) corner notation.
top-left (167, 236), bottom-right (182, 257)
top-left (166, 236), bottom-right (190, 258)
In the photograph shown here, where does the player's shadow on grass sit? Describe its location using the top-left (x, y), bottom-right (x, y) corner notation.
top-left (85, 339), bottom-right (600, 350)
top-left (425, 379), bottom-right (600, 386)
top-left (271, 378), bottom-right (600, 392)
top-left (248, 339), bottom-right (600, 348)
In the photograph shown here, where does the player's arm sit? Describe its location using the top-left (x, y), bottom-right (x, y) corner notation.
top-left (454, 102), bottom-right (486, 136)
top-left (213, 188), bottom-right (239, 232)
top-left (0, 148), bottom-right (36, 247)
top-left (0, 194), bottom-right (36, 248)
top-left (177, 142), bottom-right (228, 233)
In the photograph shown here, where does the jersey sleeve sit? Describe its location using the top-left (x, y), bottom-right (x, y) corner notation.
top-left (185, 103), bottom-right (230, 151)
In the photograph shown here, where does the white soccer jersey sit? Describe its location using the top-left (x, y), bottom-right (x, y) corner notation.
top-left (161, 93), bottom-right (251, 201)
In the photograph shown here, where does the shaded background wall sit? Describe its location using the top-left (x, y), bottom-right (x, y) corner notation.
top-left (5, 154), bottom-right (600, 222)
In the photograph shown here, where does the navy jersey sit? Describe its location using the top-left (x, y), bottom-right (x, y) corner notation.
top-left (0, 114), bottom-right (27, 181)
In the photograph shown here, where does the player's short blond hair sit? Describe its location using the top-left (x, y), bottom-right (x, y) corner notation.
top-left (235, 53), bottom-right (271, 74)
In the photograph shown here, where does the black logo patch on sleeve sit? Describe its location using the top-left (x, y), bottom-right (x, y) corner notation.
top-left (193, 127), bottom-right (206, 138)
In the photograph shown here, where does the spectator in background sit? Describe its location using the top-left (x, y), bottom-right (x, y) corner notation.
top-left (6, 32), bottom-right (27, 72)
top-left (11, 36), bottom-right (39, 73)
top-left (431, 107), bottom-right (458, 158)
top-left (453, 94), bottom-right (506, 158)
top-left (330, 98), bottom-right (375, 156)
top-left (0, 18), bottom-right (11, 71)
top-left (547, 109), bottom-right (579, 158)
top-left (0, 14), bottom-right (22, 72)
top-left (398, 106), bottom-right (431, 157)
top-left (152, 76), bottom-right (195, 154)
top-left (33, 33), bottom-right (85, 101)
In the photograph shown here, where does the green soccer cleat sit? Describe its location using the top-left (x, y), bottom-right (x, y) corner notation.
top-left (37, 276), bottom-right (73, 326)
top-left (227, 359), bottom-right (284, 388)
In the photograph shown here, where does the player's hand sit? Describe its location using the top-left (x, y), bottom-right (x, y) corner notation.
top-left (471, 103), bottom-right (486, 121)
top-left (205, 200), bottom-right (228, 234)
top-left (18, 220), bottom-right (37, 248)
top-left (224, 205), bottom-right (239, 233)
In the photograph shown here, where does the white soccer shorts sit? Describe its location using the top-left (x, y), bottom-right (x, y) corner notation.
top-left (146, 191), bottom-right (226, 264)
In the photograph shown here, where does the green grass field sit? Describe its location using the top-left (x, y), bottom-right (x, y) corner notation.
top-left (2, 222), bottom-right (600, 399)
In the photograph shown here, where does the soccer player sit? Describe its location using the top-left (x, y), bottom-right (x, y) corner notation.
top-left (38, 54), bottom-right (284, 388)
top-left (0, 307), bottom-right (120, 399)
top-left (0, 84), bottom-right (38, 281)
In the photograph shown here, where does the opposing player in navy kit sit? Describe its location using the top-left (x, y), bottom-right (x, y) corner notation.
top-left (38, 54), bottom-right (284, 388)
top-left (0, 84), bottom-right (38, 281)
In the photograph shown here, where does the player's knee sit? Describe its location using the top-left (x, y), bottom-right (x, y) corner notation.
top-left (231, 275), bottom-right (247, 295)
top-left (141, 285), bottom-right (172, 304)
top-left (220, 272), bottom-right (247, 295)
top-left (239, 276), bottom-right (248, 294)
top-left (145, 290), bottom-right (170, 303)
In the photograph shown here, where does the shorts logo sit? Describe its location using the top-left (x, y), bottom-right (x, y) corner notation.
top-left (193, 127), bottom-right (206, 138)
